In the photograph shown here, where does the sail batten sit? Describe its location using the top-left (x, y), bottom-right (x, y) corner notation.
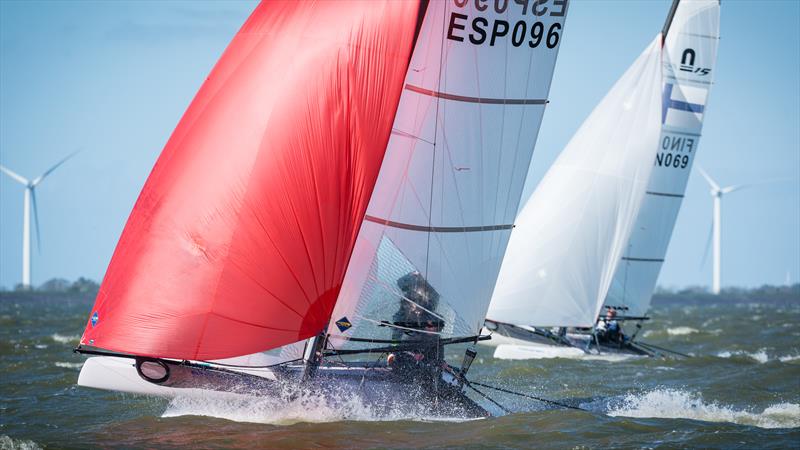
top-left (365, 215), bottom-right (514, 233)
top-left (405, 84), bottom-right (548, 105)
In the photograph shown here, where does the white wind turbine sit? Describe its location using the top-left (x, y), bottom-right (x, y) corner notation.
top-left (697, 167), bottom-right (795, 295)
top-left (697, 167), bottom-right (748, 295)
top-left (0, 152), bottom-right (78, 288)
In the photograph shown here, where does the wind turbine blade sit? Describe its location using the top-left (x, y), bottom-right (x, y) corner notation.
top-left (720, 185), bottom-right (744, 194)
top-left (30, 188), bottom-right (42, 254)
top-left (721, 178), bottom-right (796, 195)
top-left (31, 149), bottom-right (80, 186)
top-left (699, 219), bottom-right (713, 269)
top-left (696, 166), bottom-right (720, 191)
top-left (0, 165), bottom-right (29, 185)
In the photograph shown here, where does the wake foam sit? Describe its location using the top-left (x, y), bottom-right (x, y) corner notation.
top-left (607, 389), bottom-right (800, 429)
top-left (0, 435), bottom-right (42, 450)
top-left (163, 391), bottom-right (375, 425)
top-left (162, 385), bottom-right (477, 425)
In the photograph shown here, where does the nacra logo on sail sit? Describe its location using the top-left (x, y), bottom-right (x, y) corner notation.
top-left (679, 48), bottom-right (711, 76)
top-left (447, 0), bottom-right (567, 48)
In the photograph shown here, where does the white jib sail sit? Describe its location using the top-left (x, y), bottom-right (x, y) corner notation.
top-left (487, 36), bottom-right (663, 329)
top-left (605, 0), bottom-right (720, 317)
top-left (326, 0), bottom-right (569, 346)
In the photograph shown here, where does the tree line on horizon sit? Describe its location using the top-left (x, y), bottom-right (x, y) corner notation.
top-left (0, 277), bottom-right (797, 302)
top-left (652, 283), bottom-right (800, 303)
top-left (0, 277), bottom-right (99, 295)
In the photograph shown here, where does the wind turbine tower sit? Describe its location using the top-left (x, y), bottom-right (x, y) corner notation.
top-left (0, 152), bottom-right (77, 288)
top-left (698, 167), bottom-right (746, 295)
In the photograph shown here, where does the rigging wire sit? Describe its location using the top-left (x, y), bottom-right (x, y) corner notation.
top-left (464, 381), bottom-right (512, 414)
top-left (468, 380), bottom-right (587, 412)
top-left (422, 0), bottom-right (448, 281)
top-left (634, 341), bottom-right (692, 359)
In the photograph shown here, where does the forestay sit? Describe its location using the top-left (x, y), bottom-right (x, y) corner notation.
top-left (488, 36), bottom-right (663, 329)
top-left (327, 0), bottom-right (569, 346)
top-left (605, 0), bottom-right (720, 317)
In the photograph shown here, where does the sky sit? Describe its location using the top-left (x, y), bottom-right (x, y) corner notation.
top-left (0, 0), bottom-right (798, 291)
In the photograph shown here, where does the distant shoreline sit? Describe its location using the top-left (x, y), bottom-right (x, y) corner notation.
top-left (1, 278), bottom-right (797, 304)
top-left (652, 284), bottom-right (799, 305)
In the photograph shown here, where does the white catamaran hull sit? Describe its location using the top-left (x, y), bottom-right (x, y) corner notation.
top-left (493, 343), bottom-right (644, 361)
top-left (77, 356), bottom-right (491, 418)
top-left (490, 333), bottom-right (652, 360)
top-left (493, 344), bottom-right (587, 360)
top-left (481, 321), bottom-right (652, 359)
top-left (478, 327), bottom-right (536, 348)
top-left (77, 357), bottom-right (278, 399)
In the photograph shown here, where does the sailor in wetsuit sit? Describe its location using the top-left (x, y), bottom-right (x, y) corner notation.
top-left (387, 271), bottom-right (444, 377)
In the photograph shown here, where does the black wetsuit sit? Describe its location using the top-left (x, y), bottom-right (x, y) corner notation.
top-left (390, 271), bottom-right (444, 384)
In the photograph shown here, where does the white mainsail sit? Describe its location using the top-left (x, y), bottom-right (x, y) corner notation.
top-left (327, 1), bottom-right (569, 345)
top-left (487, 36), bottom-right (664, 329)
top-left (605, 0), bottom-right (721, 317)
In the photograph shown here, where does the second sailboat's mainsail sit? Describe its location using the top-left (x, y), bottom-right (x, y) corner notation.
top-left (605, 0), bottom-right (720, 317)
top-left (79, 1), bottom-right (424, 360)
top-left (488, 36), bottom-right (664, 328)
top-left (327, 1), bottom-right (569, 344)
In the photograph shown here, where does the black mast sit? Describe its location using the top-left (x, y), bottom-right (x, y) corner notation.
top-left (661, 0), bottom-right (681, 41)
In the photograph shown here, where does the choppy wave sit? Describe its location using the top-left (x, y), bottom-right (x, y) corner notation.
top-left (716, 349), bottom-right (769, 364)
top-left (54, 362), bottom-right (83, 370)
top-left (50, 333), bottom-right (80, 345)
top-left (717, 348), bottom-right (800, 364)
top-left (607, 389), bottom-right (800, 429)
top-left (0, 435), bottom-right (42, 450)
top-left (667, 326), bottom-right (700, 336)
top-left (714, 349), bottom-right (800, 364)
top-left (644, 326), bottom-right (721, 337)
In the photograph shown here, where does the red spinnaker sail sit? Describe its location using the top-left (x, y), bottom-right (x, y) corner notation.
top-left (80, 1), bottom-right (423, 360)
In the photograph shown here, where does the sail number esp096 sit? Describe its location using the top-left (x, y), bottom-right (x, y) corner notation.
top-left (447, 0), bottom-right (567, 48)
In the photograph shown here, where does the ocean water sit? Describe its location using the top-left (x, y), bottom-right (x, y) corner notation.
top-left (1, 294), bottom-right (798, 449)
